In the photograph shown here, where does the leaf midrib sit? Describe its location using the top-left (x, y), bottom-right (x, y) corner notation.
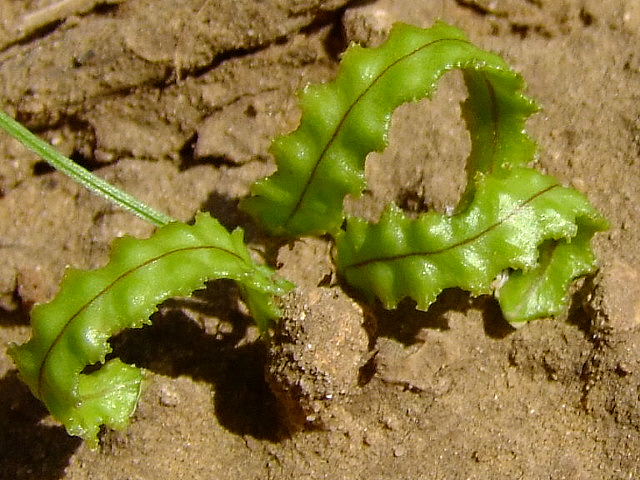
top-left (282, 36), bottom-right (473, 230)
top-left (342, 183), bottom-right (560, 271)
top-left (36, 244), bottom-right (247, 398)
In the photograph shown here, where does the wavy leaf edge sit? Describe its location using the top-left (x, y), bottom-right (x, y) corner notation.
top-left (336, 167), bottom-right (607, 322)
top-left (9, 20), bottom-right (609, 449)
top-left (244, 20), bottom-right (608, 324)
top-left (9, 212), bottom-right (292, 446)
top-left (241, 21), bottom-right (538, 236)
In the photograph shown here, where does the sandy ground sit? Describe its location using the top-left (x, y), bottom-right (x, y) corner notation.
top-left (1, 0), bottom-right (640, 478)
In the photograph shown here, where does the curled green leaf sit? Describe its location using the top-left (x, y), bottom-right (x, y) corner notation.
top-left (241, 22), bottom-right (537, 237)
top-left (245, 20), bottom-right (607, 324)
top-left (497, 229), bottom-right (601, 324)
top-left (9, 213), bottom-right (291, 446)
top-left (336, 168), bottom-right (607, 321)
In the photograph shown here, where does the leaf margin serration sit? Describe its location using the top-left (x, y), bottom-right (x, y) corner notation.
top-left (242, 18), bottom-right (607, 324)
top-left (496, 227), bottom-right (602, 324)
top-left (9, 212), bottom-right (291, 447)
top-left (240, 21), bottom-right (539, 237)
top-left (335, 167), bottom-right (607, 321)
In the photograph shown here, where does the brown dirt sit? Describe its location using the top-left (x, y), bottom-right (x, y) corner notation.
top-left (1, 0), bottom-right (640, 478)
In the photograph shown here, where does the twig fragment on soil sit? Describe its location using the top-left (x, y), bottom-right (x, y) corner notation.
top-left (15, 0), bottom-right (126, 37)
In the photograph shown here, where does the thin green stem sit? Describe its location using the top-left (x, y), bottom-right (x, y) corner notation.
top-left (0, 110), bottom-right (174, 227)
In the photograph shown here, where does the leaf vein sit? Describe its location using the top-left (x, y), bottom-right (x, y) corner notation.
top-left (342, 183), bottom-right (560, 271)
top-left (36, 244), bottom-right (246, 397)
top-left (282, 36), bottom-right (473, 229)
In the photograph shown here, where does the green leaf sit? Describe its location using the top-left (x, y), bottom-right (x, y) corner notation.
top-left (242, 20), bottom-right (606, 324)
top-left (241, 21), bottom-right (537, 237)
top-left (458, 69), bottom-right (538, 208)
top-left (336, 167), bottom-right (607, 321)
top-left (497, 229), bottom-right (601, 324)
top-left (9, 213), bottom-right (291, 447)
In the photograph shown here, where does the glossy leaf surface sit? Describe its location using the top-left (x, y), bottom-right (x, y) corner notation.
top-left (243, 20), bottom-right (606, 324)
top-left (497, 230), bottom-right (600, 323)
top-left (241, 22), bottom-right (537, 236)
top-left (336, 168), bottom-right (607, 322)
top-left (9, 213), bottom-right (291, 446)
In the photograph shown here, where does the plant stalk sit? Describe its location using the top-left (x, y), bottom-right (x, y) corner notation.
top-left (0, 110), bottom-right (174, 227)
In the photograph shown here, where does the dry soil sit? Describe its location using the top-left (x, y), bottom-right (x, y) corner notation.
top-left (1, 1), bottom-right (640, 479)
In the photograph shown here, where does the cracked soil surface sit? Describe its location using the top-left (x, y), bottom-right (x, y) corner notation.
top-left (1, 1), bottom-right (640, 478)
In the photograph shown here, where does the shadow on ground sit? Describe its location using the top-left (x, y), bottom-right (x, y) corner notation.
top-left (0, 370), bottom-right (81, 480)
top-left (110, 280), bottom-right (284, 441)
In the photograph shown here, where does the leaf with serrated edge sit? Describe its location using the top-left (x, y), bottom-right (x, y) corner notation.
top-left (327, 23), bottom-right (607, 324)
top-left (243, 20), bottom-right (607, 324)
top-left (336, 168), bottom-right (607, 321)
top-left (497, 229), bottom-right (600, 324)
top-left (241, 22), bottom-right (537, 237)
top-left (9, 212), bottom-right (291, 447)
